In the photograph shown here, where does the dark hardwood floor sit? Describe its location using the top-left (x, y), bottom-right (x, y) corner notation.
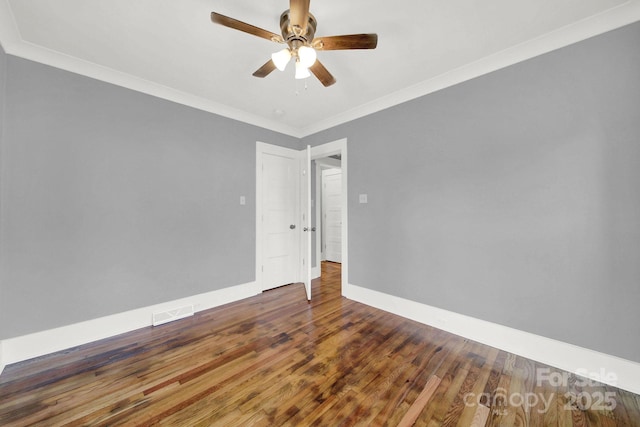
top-left (1, 262), bottom-right (639, 426)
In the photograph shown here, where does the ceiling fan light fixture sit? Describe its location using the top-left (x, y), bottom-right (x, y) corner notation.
top-left (211, 5), bottom-right (378, 87)
top-left (295, 60), bottom-right (311, 79)
top-left (298, 46), bottom-right (317, 68)
top-left (271, 48), bottom-right (292, 71)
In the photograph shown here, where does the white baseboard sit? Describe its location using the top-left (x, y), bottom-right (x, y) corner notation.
top-left (344, 283), bottom-right (640, 395)
top-left (0, 281), bottom-right (260, 368)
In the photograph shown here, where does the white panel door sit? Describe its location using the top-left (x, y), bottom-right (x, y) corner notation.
top-left (322, 168), bottom-right (342, 263)
top-left (261, 149), bottom-right (299, 291)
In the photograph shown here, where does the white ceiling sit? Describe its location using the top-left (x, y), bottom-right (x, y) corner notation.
top-left (1, 0), bottom-right (639, 137)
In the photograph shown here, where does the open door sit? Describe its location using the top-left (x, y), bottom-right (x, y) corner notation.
top-left (301, 145), bottom-right (312, 300)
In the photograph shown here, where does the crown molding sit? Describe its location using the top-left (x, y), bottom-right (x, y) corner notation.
top-left (1, 0), bottom-right (639, 139)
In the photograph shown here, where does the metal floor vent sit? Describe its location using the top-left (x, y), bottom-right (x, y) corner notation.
top-left (152, 304), bottom-right (195, 326)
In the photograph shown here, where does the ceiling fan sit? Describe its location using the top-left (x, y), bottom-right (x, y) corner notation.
top-left (211, 0), bottom-right (378, 87)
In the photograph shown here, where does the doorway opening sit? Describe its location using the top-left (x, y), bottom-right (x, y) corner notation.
top-left (309, 139), bottom-right (347, 295)
top-left (256, 138), bottom-right (347, 301)
top-left (312, 157), bottom-right (342, 272)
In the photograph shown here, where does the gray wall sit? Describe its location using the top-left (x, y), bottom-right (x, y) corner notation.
top-left (0, 52), bottom-right (298, 339)
top-left (303, 22), bottom-right (640, 363)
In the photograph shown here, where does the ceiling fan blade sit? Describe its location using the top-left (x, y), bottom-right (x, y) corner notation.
top-left (289, 0), bottom-right (310, 35)
top-left (313, 34), bottom-right (378, 50)
top-left (211, 12), bottom-right (284, 43)
top-left (253, 59), bottom-right (277, 78)
top-left (309, 60), bottom-right (336, 87)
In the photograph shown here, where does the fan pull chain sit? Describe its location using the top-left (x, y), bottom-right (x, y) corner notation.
top-left (295, 79), bottom-right (309, 96)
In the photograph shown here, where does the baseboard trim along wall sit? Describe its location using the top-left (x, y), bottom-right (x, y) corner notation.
top-left (0, 281), bottom-right (260, 370)
top-left (344, 283), bottom-right (640, 396)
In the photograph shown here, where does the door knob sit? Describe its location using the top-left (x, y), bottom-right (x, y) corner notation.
top-left (290, 224), bottom-right (296, 229)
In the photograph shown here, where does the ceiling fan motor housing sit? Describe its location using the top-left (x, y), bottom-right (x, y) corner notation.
top-left (280, 9), bottom-right (317, 50)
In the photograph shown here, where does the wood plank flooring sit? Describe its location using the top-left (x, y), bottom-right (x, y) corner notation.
top-left (1, 262), bottom-right (639, 426)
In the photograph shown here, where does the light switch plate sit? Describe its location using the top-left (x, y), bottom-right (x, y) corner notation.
top-left (359, 194), bottom-right (368, 204)
top-left (240, 196), bottom-right (246, 205)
